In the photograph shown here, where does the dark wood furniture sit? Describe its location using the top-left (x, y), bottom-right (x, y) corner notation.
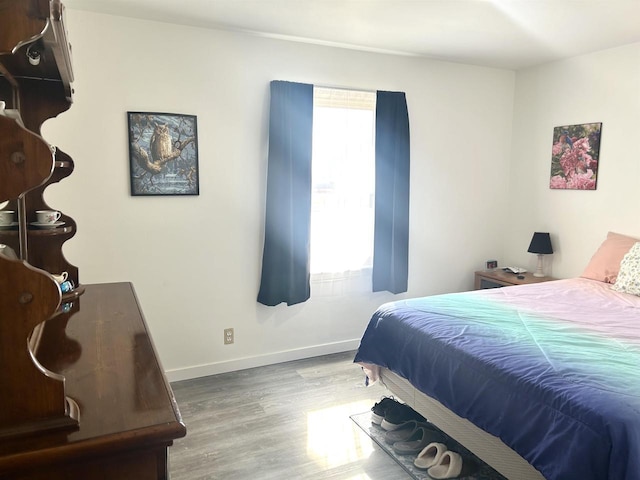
top-left (474, 269), bottom-right (557, 289)
top-left (0, 283), bottom-right (186, 479)
top-left (1, 1), bottom-right (185, 477)
top-left (1, 0), bottom-right (81, 441)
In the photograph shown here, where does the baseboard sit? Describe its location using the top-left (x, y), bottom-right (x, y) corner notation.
top-left (165, 339), bottom-right (361, 382)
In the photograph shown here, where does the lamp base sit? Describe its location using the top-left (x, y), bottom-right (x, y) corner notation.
top-left (533, 254), bottom-right (545, 277)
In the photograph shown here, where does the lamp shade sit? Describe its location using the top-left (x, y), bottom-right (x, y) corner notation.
top-left (528, 232), bottom-right (553, 255)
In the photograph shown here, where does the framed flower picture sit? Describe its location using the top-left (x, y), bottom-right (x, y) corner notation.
top-left (549, 122), bottom-right (602, 190)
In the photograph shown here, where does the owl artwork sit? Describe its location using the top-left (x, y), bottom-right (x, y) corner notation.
top-left (128, 112), bottom-right (199, 195)
top-left (150, 124), bottom-right (173, 162)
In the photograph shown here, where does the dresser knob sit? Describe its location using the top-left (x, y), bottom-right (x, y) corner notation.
top-left (11, 151), bottom-right (25, 164)
top-left (19, 292), bottom-right (33, 304)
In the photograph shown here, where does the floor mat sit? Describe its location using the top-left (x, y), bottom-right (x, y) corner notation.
top-left (350, 411), bottom-right (507, 480)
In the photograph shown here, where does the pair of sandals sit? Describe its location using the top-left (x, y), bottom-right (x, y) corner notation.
top-left (414, 442), bottom-right (475, 479)
top-left (383, 419), bottom-right (445, 454)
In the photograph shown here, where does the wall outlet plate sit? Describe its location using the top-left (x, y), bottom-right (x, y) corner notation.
top-left (224, 328), bottom-right (234, 345)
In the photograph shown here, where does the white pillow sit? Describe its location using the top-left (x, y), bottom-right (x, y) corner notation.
top-left (612, 242), bottom-right (640, 296)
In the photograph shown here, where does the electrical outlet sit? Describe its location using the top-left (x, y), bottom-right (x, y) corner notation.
top-left (224, 328), bottom-right (234, 345)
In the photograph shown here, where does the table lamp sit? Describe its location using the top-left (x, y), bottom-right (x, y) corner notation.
top-left (528, 232), bottom-right (553, 277)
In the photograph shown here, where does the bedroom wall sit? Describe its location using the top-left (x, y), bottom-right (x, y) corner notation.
top-left (41, 10), bottom-right (515, 380)
top-left (504, 43), bottom-right (640, 278)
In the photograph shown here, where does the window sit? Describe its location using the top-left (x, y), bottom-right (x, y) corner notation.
top-left (258, 81), bottom-right (409, 306)
top-left (310, 87), bottom-right (376, 276)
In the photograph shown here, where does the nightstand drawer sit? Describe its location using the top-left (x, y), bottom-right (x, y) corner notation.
top-left (478, 278), bottom-right (506, 289)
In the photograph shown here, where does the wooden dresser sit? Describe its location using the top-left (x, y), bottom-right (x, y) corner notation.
top-left (0, 1), bottom-right (186, 478)
top-left (0, 283), bottom-right (186, 479)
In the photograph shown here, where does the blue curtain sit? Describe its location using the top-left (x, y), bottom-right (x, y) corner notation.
top-left (372, 91), bottom-right (410, 294)
top-left (257, 81), bottom-right (314, 306)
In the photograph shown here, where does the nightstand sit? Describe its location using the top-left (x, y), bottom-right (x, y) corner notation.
top-left (474, 270), bottom-right (557, 289)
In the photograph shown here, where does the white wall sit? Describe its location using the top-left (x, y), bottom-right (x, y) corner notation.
top-left (42, 11), bottom-right (515, 380)
top-left (504, 43), bottom-right (640, 278)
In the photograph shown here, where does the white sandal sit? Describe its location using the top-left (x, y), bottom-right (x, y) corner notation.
top-left (413, 442), bottom-right (448, 470)
top-left (427, 450), bottom-right (479, 479)
top-left (427, 450), bottom-right (467, 479)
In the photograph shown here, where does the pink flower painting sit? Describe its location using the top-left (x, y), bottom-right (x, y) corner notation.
top-left (549, 123), bottom-right (601, 190)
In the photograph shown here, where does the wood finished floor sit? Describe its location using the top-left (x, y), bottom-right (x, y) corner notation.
top-left (169, 351), bottom-right (412, 479)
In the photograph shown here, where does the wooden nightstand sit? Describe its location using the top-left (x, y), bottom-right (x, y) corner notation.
top-left (474, 270), bottom-right (557, 289)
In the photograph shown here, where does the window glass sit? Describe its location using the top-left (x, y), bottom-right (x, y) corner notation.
top-left (311, 87), bottom-right (376, 276)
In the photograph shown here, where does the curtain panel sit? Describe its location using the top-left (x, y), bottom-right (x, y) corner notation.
top-left (257, 81), bottom-right (314, 306)
top-left (372, 91), bottom-right (410, 294)
top-left (258, 84), bottom-right (410, 305)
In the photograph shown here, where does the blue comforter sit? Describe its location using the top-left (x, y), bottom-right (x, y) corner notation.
top-left (354, 278), bottom-right (640, 480)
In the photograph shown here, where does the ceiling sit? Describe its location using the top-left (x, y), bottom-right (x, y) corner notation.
top-left (63, 0), bottom-right (640, 70)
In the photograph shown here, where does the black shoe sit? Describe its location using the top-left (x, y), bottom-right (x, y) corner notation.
top-left (381, 403), bottom-right (426, 431)
top-left (371, 397), bottom-right (399, 425)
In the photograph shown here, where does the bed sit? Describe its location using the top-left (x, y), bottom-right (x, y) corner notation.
top-left (354, 274), bottom-right (640, 480)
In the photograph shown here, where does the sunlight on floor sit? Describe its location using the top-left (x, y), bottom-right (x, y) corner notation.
top-left (306, 400), bottom-right (375, 471)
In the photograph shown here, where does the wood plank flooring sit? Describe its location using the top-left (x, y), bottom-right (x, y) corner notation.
top-left (169, 351), bottom-right (411, 479)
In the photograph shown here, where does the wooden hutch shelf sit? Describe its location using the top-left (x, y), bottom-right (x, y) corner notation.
top-left (0, 1), bottom-right (186, 477)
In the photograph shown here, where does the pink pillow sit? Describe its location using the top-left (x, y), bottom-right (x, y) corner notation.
top-left (581, 232), bottom-right (639, 283)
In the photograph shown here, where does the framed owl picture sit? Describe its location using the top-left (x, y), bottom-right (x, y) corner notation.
top-left (127, 112), bottom-right (199, 196)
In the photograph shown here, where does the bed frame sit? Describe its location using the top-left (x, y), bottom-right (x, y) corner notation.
top-left (380, 368), bottom-right (546, 480)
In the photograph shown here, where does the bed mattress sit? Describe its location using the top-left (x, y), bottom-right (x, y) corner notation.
top-left (354, 278), bottom-right (640, 480)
